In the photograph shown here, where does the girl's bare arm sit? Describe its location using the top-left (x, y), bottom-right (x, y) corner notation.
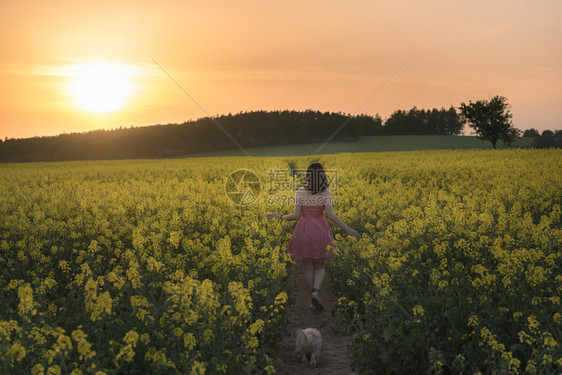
top-left (266, 191), bottom-right (302, 221)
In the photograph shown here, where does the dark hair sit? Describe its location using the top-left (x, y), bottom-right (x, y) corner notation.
top-left (305, 162), bottom-right (329, 194)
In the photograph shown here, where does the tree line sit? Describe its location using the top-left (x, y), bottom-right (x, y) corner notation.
top-left (522, 128), bottom-right (562, 149)
top-left (0, 107), bottom-right (464, 162)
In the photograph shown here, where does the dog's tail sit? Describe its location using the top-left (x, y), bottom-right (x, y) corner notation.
top-left (295, 329), bottom-right (308, 353)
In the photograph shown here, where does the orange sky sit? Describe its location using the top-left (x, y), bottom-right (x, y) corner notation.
top-left (1, 0), bottom-right (561, 139)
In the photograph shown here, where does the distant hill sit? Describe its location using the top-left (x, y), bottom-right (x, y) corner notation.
top-left (0, 108), bottom-right (466, 162)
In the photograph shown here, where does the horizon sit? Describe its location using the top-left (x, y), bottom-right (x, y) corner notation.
top-left (1, 0), bottom-right (561, 139)
top-left (2, 108), bottom-right (473, 141)
top-left (2, 105), bottom-right (560, 142)
top-left (2, 107), bottom-right (547, 142)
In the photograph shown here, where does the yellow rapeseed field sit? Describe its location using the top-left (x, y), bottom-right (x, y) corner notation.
top-left (1, 148), bottom-right (560, 374)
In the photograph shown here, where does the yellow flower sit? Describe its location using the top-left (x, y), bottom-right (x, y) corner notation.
top-left (248, 319), bottom-right (264, 336)
top-left (190, 361), bottom-right (206, 375)
top-left (527, 315), bottom-right (540, 332)
top-left (274, 292), bottom-right (287, 305)
top-left (6, 342), bottom-right (26, 363)
top-left (31, 365), bottom-right (45, 375)
top-left (173, 327), bottom-right (183, 337)
top-left (412, 305), bottom-right (424, 317)
top-left (56, 334), bottom-right (72, 353)
top-left (543, 334), bottom-right (558, 348)
top-left (140, 333), bottom-right (150, 345)
top-left (17, 284), bottom-right (36, 317)
top-left (245, 336), bottom-right (258, 350)
top-left (183, 333), bottom-right (196, 351)
top-left (203, 329), bottom-right (214, 343)
top-left (518, 330), bottom-right (532, 345)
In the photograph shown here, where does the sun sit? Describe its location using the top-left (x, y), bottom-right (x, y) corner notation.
top-left (67, 61), bottom-right (136, 114)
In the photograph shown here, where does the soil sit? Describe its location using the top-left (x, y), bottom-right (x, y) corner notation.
top-left (274, 261), bottom-right (356, 374)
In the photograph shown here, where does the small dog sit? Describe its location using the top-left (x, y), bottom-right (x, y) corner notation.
top-left (295, 328), bottom-right (323, 368)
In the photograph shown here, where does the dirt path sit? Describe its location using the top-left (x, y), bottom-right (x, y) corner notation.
top-left (274, 261), bottom-right (356, 374)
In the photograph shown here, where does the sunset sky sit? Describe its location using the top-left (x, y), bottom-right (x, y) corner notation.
top-left (1, 0), bottom-right (561, 139)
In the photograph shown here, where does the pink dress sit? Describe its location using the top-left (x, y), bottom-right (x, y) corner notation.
top-left (287, 205), bottom-right (337, 260)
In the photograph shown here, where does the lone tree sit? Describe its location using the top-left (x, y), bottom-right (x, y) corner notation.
top-left (459, 95), bottom-right (520, 149)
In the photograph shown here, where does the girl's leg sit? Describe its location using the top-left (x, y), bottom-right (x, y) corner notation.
top-left (312, 260), bottom-right (326, 293)
top-left (310, 259), bottom-right (326, 311)
top-left (302, 260), bottom-right (314, 292)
